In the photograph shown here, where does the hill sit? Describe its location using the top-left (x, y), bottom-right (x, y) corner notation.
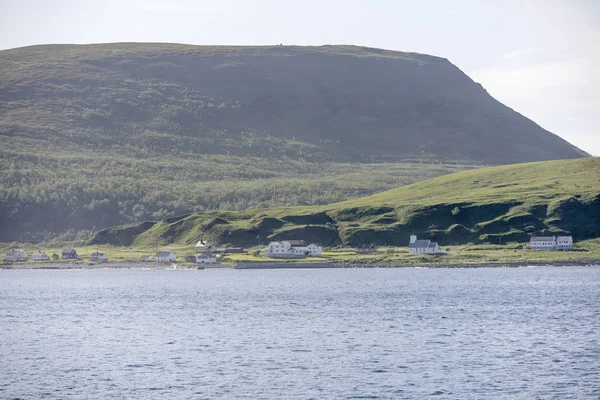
top-left (0, 43), bottom-right (585, 164)
top-left (0, 43), bottom-right (588, 242)
top-left (91, 158), bottom-right (600, 247)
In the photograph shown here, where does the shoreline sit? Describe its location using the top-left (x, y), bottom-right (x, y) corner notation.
top-left (2, 259), bottom-right (600, 270)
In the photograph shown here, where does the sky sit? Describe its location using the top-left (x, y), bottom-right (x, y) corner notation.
top-left (1, 0), bottom-right (598, 155)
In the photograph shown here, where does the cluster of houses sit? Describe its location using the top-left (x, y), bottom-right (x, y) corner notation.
top-left (4, 248), bottom-right (107, 262)
top-left (140, 251), bottom-right (218, 264)
top-left (3, 234), bottom-right (576, 264)
top-left (263, 240), bottom-right (322, 258)
top-left (139, 240), bottom-right (241, 264)
top-left (356, 234), bottom-right (575, 256)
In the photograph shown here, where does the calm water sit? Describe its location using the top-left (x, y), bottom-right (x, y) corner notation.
top-left (1, 267), bottom-right (599, 399)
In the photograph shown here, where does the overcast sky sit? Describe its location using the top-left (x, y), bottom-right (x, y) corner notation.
top-left (1, 0), bottom-right (598, 155)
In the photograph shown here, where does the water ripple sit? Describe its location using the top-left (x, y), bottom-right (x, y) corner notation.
top-left (1, 267), bottom-right (599, 399)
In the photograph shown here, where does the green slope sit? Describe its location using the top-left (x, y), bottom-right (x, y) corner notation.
top-left (91, 158), bottom-right (600, 247)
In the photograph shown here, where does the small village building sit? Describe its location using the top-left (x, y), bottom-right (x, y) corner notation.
top-left (356, 244), bottom-right (377, 254)
top-left (140, 255), bottom-right (153, 262)
top-left (530, 235), bottom-right (573, 250)
top-left (408, 235), bottom-right (441, 254)
top-left (264, 241), bottom-right (305, 258)
top-left (304, 243), bottom-right (322, 256)
top-left (195, 240), bottom-right (214, 253)
top-left (556, 236), bottom-right (574, 250)
top-left (156, 251), bottom-right (176, 262)
top-left (62, 248), bottom-right (78, 260)
top-left (5, 249), bottom-right (28, 262)
top-left (193, 253), bottom-right (217, 264)
top-left (90, 252), bottom-right (107, 262)
top-left (263, 241), bottom-right (322, 258)
top-left (31, 251), bottom-right (50, 261)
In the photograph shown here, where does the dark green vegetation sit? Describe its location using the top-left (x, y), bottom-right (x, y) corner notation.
top-left (0, 153), bottom-right (469, 242)
top-left (1, 43), bottom-right (587, 242)
top-left (91, 158), bottom-right (600, 248)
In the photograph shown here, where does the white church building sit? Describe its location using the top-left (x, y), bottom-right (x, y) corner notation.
top-left (408, 235), bottom-right (442, 254)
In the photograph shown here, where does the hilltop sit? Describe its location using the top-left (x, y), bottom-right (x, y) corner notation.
top-left (0, 43), bottom-right (588, 242)
top-left (91, 158), bottom-right (600, 247)
top-left (1, 43), bottom-right (585, 164)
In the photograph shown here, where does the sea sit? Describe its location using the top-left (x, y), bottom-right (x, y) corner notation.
top-left (1, 266), bottom-right (599, 399)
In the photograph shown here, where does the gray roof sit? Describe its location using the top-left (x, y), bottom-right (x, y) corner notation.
top-left (409, 240), bottom-right (438, 248)
top-left (156, 251), bottom-right (174, 257)
top-left (530, 236), bottom-right (555, 242)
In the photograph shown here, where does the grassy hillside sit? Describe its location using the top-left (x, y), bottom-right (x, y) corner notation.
top-left (0, 151), bottom-right (470, 242)
top-left (0, 43), bottom-right (588, 242)
top-left (91, 158), bottom-right (600, 248)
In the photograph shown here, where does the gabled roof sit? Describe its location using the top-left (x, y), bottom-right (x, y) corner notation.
top-left (62, 248), bottom-right (76, 253)
top-left (530, 236), bottom-right (555, 242)
top-left (287, 240), bottom-right (306, 246)
top-left (556, 236), bottom-right (573, 240)
top-left (156, 251), bottom-right (174, 257)
top-left (409, 239), bottom-right (438, 248)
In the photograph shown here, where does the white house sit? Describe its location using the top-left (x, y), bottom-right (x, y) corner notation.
top-left (556, 236), bottom-right (574, 250)
top-left (193, 253), bottom-right (217, 264)
top-left (31, 251), bottom-right (50, 261)
top-left (90, 252), bottom-right (108, 262)
top-left (6, 249), bottom-right (28, 262)
top-left (195, 240), bottom-right (215, 253)
top-left (263, 241), bottom-right (322, 258)
top-left (304, 243), bottom-right (323, 256)
top-left (530, 235), bottom-right (573, 250)
top-left (408, 235), bottom-right (442, 254)
top-left (156, 251), bottom-right (177, 262)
